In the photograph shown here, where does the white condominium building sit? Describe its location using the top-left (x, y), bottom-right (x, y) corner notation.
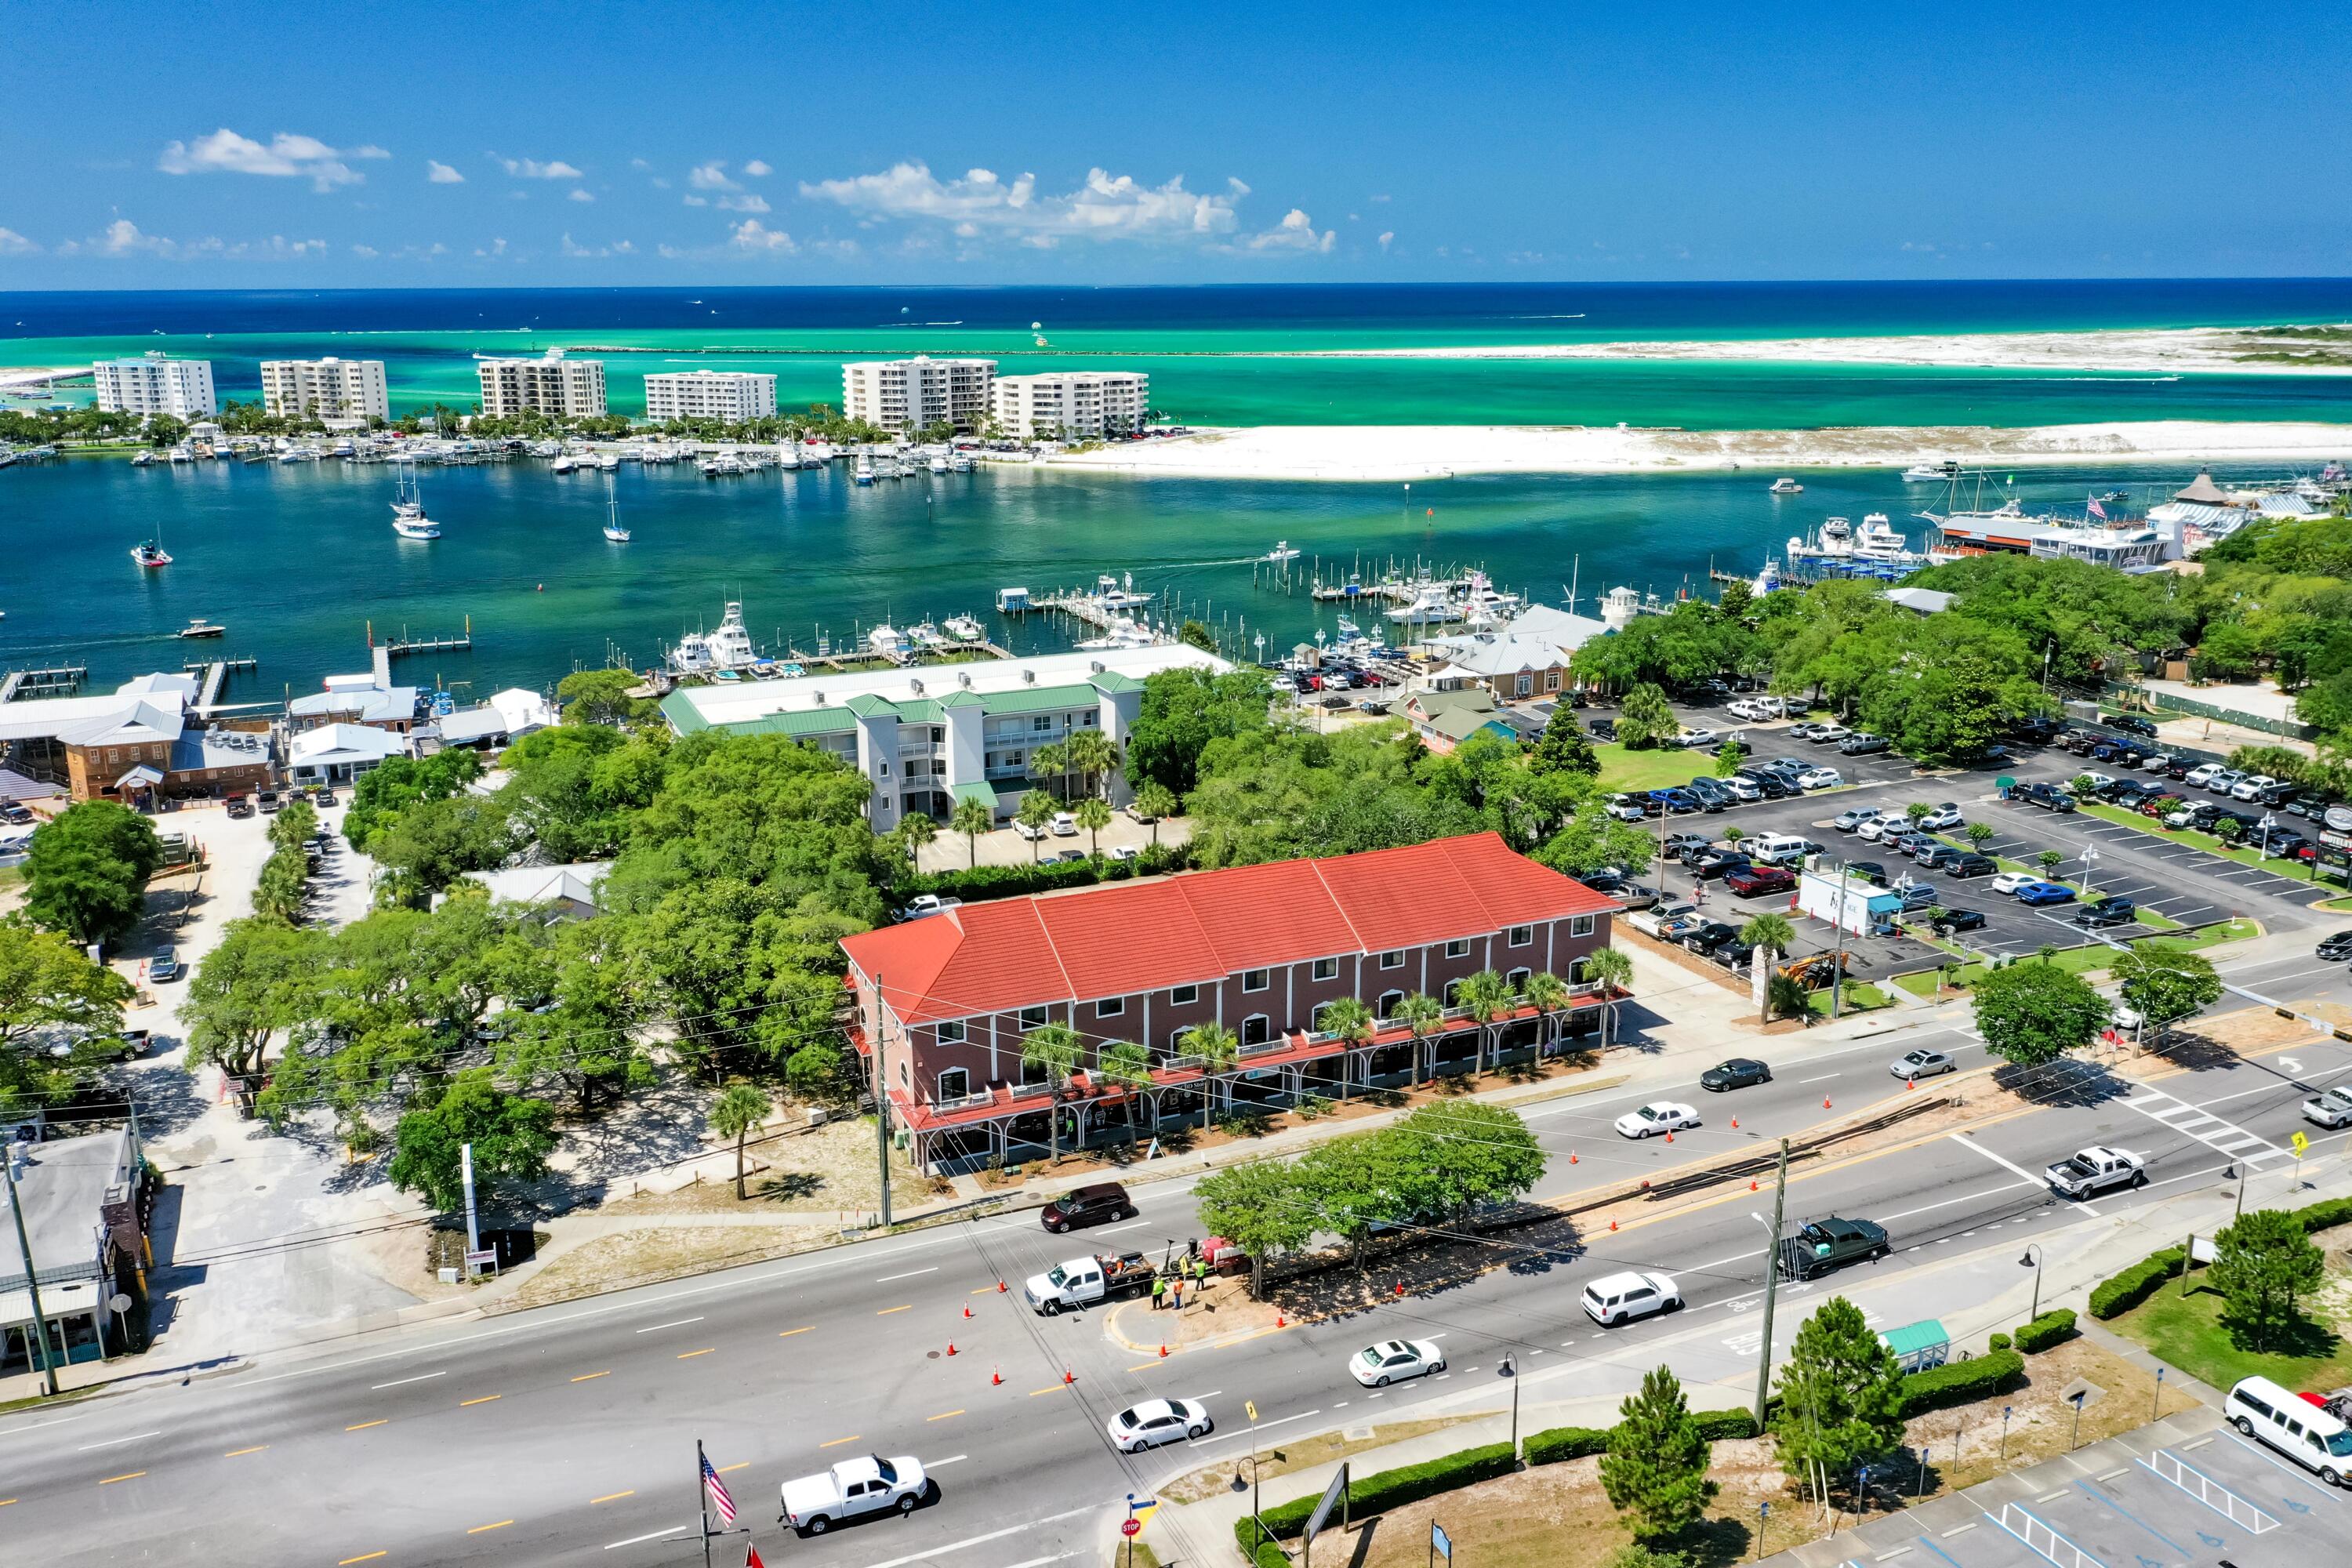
top-left (258, 357), bottom-right (390, 420)
top-left (989, 371), bottom-right (1150, 441)
top-left (841, 356), bottom-right (996, 434)
top-left (92, 353), bottom-right (217, 419)
top-left (477, 350), bottom-right (608, 418)
top-left (644, 369), bottom-right (779, 423)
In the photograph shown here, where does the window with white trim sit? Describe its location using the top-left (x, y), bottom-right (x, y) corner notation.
top-left (937, 1067), bottom-right (970, 1102)
top-left (1507, 967), bottom-right (1531, 993)
top-left (1241, 968), bottom-right (1269, 993)
top-left (1570, 914), bottom-right (1595, 938)
top-left (1379, 949), bottom-right (1405, 971)
top-left (1311, 956), bottom-right (1338, 982)
top-left (937, 1019), bottom-right (967, 1044)
top-left (1444, 938), bottom-right (1471, 959)
top-left (1171, 984), bottom-right (1198, 1005)
top-left (1444, 978), bottom-right (1465, 1007)
top-left (1377, 989), bottom-right (1406, 1018)
top-left (1508, 925), bottom-right (1534, 948)
top-left (1096, 996), bottom-right (1125, 1018)
top-left (1170, 1028), bottom-right (1193, 1051)
top-left (1241, 1014), bottom-right (1271, 1046)
top-left (1019, 1004), bottom-right (1048, 1029)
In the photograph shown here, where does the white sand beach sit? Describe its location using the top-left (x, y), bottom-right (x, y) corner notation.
top-left (1044, 419), bottom-right (2352, 482)
top-left (1267, 324), bottom-right (2352, 376)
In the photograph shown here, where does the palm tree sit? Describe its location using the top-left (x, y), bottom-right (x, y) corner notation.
top-left (1020, 1022), bottom-right (1083, 1161)
top-left (898, 810), bottom-right (938, 871)
top-left (1133, 782), bottom-right (1178, 846)
top-left (1316, 996), bottom-right (1375, 1100)
top-left (1396, 992), bottom-right (1444, 1085)
top-left (1066, 729), bottom-right (1118, 800)
top-left (1096, 1040), bottom-right (1152, 1131)
top-left (1029, 741), bottom-right (1069, 801)
top-left (949, 794), bottom-right (993, 869)
top-left (1767, 972), bottom-right (1810, 1025)
top-left (1965, 822), bottom-right (1995, 855)
top-left (1738, 912), bottom-right (1796, 956)
top-left (1075, 795), bottom-right (1112, 856)
top-left (1454, 969), bottom-right (1514, 1076)
top-left (1016, 790), bottom-right (1057, 863)
top-left (1522, 971), bottom-right (1570, 1054)
top-left (1179, 1021), bottom-right (1239, 1131)
top-left (1583, 947), bottom-right (1635, 1049)
top-left (709, 1084), bottom-right (771, 1200)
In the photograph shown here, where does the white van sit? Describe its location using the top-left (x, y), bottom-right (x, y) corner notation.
top-left (1747, 833), bottom-right (1816, 868)
top-left (2227, 1375), bottom-right (2352, 1485)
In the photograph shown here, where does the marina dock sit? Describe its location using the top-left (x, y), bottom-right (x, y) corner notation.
top-left (184, 656), bottom-right (260, 716)
top-left (368, 617), bottom-right (474, 684)
top-left (0, 665), bottom-right (88, 702)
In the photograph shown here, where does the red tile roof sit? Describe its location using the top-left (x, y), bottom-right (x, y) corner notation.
top-left (840, 832), bottom-right (1616, 1025)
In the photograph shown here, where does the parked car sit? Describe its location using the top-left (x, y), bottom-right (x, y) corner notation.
top-left (0, 802), bottom-right (33, 826)
top-left (1728, 696), bottom-right (1786, 721)
top-left (1664, 831), bottom-right (1713, 861)
top-left (2019, 782), bottom-right (2076, 813)
top-left (1832, 807), bottom-right (1884, 833)
top-left (1603, 795), bottom-right (1650, 823)
top-left (1015, 818), bottom-right (1049, 840)
top-left (1108, 1398), bottom-right (1214, 1451)
top-left (898, 895), bottom-right (964, 922)
top-left (1614, 1101), bottom-right (1701, 1138)
top-left (1931, 908), bottom-right (1987, 935)
top-left (1050, 812), bottom-right (1079, 837)
top-left (1990, 870), bottom-right (2038, 895)
top-left (1795, 767), bottom-right (1843, 789)
top-left (147, 946), bottom-right (181, 982)
top-left (1040, 1182), bottom-right (1134, 1233)
top-left (1838, 731), bottom-right (1891, 757)
top-left (2230, 774), bottom-right (2280, 802)
top-left (1916, 803), bottom-right (1963, 830)
top-left (1023, 1250), bottom-right (1160, 1313)
top-left (1581, 1269), bottom-right (1682, 1326)
top-left (1700, 1057), bottom-right (1773, 1091)
top-left (1718, 775), bottom-right (1762, 802)
top-left (2136, 793), bottom-right (2181, 818)
top-left (1893, 884), bottom-right (1940, 912)
top-left (1840, 861), bottom-right (1888, 885)
top-left (1652, 787), bottom-right (1708, 815)
top-left (2182, 762), bottom-right (2226, 789)
top-left (1348, 1338), bottom-right (1446, 1388)
top-left (1915, 843), bottom-right (1965, 871)
top-left (779, 1455), bottom-right (931, 1537)
top-left (2104, 713), bottom-right (2159, 738)
top-left (1739, 769), bottom-right (1796, 799)
top-left (1945, 854), bottom-right (1998, 878)
top-left (1627, 899), bottom-right (1699, 938)
top-left (1680, 920), bottom-right (1742, 954)
top-left (1588, 717), bottom-right (1619, 739)
top-left (2015, 880), bottom-right (2077, 906)
top-left (1723, 865), bottom-right (1795, 897)
top-left (1674, 727), bottom-right (1719, 750)
top-left (1854, 817), bottom-right (1899, 842)
top-left (2072, 898), bottom-right (2137, 927)
top-left (1890, 1046), bottom-right (1958, 1080)
top-left (1690, 850), bottom-right (1752, 880)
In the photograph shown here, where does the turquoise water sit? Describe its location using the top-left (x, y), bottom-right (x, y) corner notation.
top-left (0, 456), bottom-right (2271, 700)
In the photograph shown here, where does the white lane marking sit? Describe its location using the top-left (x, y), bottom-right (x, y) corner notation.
top-left (854, 1506), bottom-right (1096, 1568)
top-left (1798, 1074), bottom-right (1840, 1084)
top-left (1191, 1410), bottom-right (1323, 1449)
top-left (370, 1371), bottom-right (446, 1390)
top-left (875, 1267), bottom-right (939, 1283)
top-left (76, 1429), bottom-right (161, 1451)
top-left (603, 1523), bottom-right (697, 1550)
top-left (999, 1557), bottom-right (1076, 1568)
top-left (1881, 1178), bottom-right (2034, 1225)
top-left (1199, 1390), bottom-right (1224, 1399)
top-left (1947, 1134), bottom-right (2096, 1214)
top-left (634, 1316), bottom-right (707, 1334)
top-left (2115, 1083), bottom-right (2294, 1165)
top-left (1094, 1221), bottom-right (1150, 1236)
top-left (931, 1454), bottom-right (969, 1465)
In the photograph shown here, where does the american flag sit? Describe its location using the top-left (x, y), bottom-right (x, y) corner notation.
top-left (2087, 495), bottom-right (2107, 521)
top-left (702, 1451), bottom-right (739, 1526)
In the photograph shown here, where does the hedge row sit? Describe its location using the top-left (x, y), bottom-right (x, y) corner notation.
top-left (1243, 1443), bottom-right (1519, 1546)
top-left (1896, 1348), bottom-right (2025, 1417)
top-left (903, 841), bottom-right (1190, 902)
top-left (1525, 1408), bottom-right (1759, 1468)
top-left (1254, 1544), bottom-right (1290, 1568)
top-left (2089, 1246), bottom-right (2187, 1320)
top-left (1989, 1332), bottom-right (2013, 1352)
top-left (2294, 1196), bottom-right (2352, 1235)
top-left (2015, 1308), bottom-right (2078, 1354)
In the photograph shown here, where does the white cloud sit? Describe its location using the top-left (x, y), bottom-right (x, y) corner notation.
top-left (560, 233), bottom-right (635, 258)
top-left (716, 194), bottom-right (769, 213)
top-left (568, 188), bottom-right (596, 203)
top-left (682, 194), bottom-right (708, 208)
top-left (157, 129), bottom-right (379, 192)
top-left (474, 237), bottom-right (508, 257)
top-left (80, 219), bottom-right (178, 256)
top-left (0, 227), bottom-right (39, 256)
top-left (351, 243), bottom-right (379, 258)
top-left (689, 161), bottom-right (738, 191)
top-left (1238, 208), bottom-right (1334, 254)
top-left (730, 220), bottom-right (797, 252)
top-left (497, 155), bottom-right (583, 180)
top-left (426, 160), bottom-right (465, 184)
top-left (801, 162), bottom-right (1249, 246)
top-left (1378, 230), bottom-right (1394, 252)
top-left (53, 219), bottom-right (326, 261)
top-left (742, 159), bottom-right (772, 178)
top-left (630, 158), bottom-right (652, 170)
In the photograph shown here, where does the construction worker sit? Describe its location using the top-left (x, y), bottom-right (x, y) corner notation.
top-left (1170, 1276), bottom-right (1185, 1312)
top-left (1152, 1276), bottom-right (1167, 1311)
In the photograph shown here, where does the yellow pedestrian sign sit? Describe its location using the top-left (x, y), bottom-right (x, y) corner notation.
top-left (1246, 1400), bottom-right (1259, 1423)
top-left (2291, 1131), bottom-right (2310, 1157)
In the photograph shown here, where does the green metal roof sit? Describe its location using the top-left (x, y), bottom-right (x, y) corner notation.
top-left (950, 781), bottom-right (998, 809)
top-left (660, 691), bottom-right (710, 734)
top-left (894, 699), bottom-right (944, 724)
top-left (1087, 670), bottom-right (1144, 694)
top-left (1878, 1320), bottom-right (1948, 1358)
top-left (979, 683), bottom-right (1102, 716)
top-left (840, 693), bottom-right (895, 717)
top-left (713, 709), bottom-right (858, 739)
top-left (936, 689), bottom-right (986, 709)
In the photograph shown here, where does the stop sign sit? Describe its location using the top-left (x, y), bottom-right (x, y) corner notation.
top-left (1122, 1519), bottom-right (1142, 1538)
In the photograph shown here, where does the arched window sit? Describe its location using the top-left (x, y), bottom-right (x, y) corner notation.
top-left (1443, 978), bottom-right (1465, 1007)
top-left (1377, 989), bottom-right (1406, 1019)
top-left (1241, 1014), bottom-right (1271, 1047)
top-left (1507, 967), bottom-right (1532, 993)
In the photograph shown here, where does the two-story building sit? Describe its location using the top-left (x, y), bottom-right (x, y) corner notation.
top-left (838, 832), bottom-right (1621, 1173)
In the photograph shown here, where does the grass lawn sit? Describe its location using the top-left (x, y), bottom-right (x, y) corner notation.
top-left (2077, 800), bottom-right (2328, 880)
top-left (1894, 918), bottom-right (2258, 993)
top-left (1594, 743), bottom-right (1713, 794)
top-left (1808, 981), bottom-right (1893, 1015)
top-left (2109, 1277), bottom-right (2352, 1396)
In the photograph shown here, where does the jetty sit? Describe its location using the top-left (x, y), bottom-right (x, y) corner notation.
top-left (0, 665), bottom-right (88, 702)
top-left (367, 616), bottom-right (474, 684)
top-left (183, 656), bottom-right (260, 716)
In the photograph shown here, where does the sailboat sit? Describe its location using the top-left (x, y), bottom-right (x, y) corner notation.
top-left (390, 472), bottom-right (441, 539)
top-left (130, 535), bottom-right (173, 568)
top-left (601, 479), bottom-right (631, 543)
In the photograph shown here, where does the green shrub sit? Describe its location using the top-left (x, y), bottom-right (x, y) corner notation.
top-left (1687, 1408), bottom-right (1759, 1442)
top-left (2293, 1196), bottom-right (2352, 1235)
top-left (904, 844), bottom-right (1191, 903)
top-left (1255, 1443), bottom-right (1519, 1537)
top-left (2015, 1308), bottom-right (2077, 1353)
top-left (1255, 1543), bottom-right (1290, 1568)
top-left (1988, 1332), bottom-right (2012, 1352)
top-left (1524, 1425), bottom-right (1611, 1465)
top-left (1896, 1348), bottom-right (2024, 1417)
top-left (2089, 1246), bottom-right (2187, 1319)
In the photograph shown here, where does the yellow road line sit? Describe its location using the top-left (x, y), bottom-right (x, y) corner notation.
top-left (0, 1497), bottom-right (15, 1506)
top-left (1028, 1385), bottom-right (1067, 1397)
top-left (346, 1420), bottom-right (387, 1432)
top-left (718, 1462), bottom-right (750, 1474)
top-left (927, 1409), bottom-right (965, 1422)
top-left (677, 1348), bottom-right (716, 1359)
top-left (459, 1396), bottom-right (500, 1407)
top-left (1127, 1359), bottom-right (1169, 1371)
top-left (99, 1472), bottom-right (146, 1485)
top-left (778, 1327), bottom-right (813, 1338)
top-left (592, 1490), bottom-right (636, 1504)
top-left (971, 1286), bottom-right (998, 1294)
top-left (876, 1305), bottom-right (911, 1316)
top-left (467, 1520), bottom-right (513, 1534)
top-left (337, 1554), bottom-right (388, 1566)
top-left (818, 1435), bottom-right (861, 1448)
top-left (223, 1446), bottom-right (267, 1458)
top-left (571, 1371), bottom-right (610, 1382)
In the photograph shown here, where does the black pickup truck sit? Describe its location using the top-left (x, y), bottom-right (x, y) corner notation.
top-left (1776, 1216), bottom-right (1891, 1281)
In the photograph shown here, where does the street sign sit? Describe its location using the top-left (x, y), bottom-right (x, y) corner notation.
top-left (1245, 1400), bottom-right (1258, 1423)
top-left (1432, 1523), bottom-right (1452, 1562)
top-left (2292, 1131), bottom-right (2310, 1157)
top-left (1122, 1519), bottom-right (1141, 1538)
top-left (1304, 1464), bottom-right (1350, 1548)
top-left (107, 1292), bottom-right (132, 1314)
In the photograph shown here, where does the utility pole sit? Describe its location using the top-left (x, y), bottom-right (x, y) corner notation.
top-left (460, 1142), bottom-right (480, 1265)
top-left (1751, 1138), bottom-right (1791, 1430)
top-left (1829, 862), bottom-right (1853, 1018)
top-left (873, 971), bottom-right (893, 1230)
top-left (3, 1144), bottom-right (60, 1397)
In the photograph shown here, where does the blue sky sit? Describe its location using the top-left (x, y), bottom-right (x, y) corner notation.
top-left (5, 0), bottom-right (2349, 287)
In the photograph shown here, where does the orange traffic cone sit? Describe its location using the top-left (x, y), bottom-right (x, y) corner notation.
top-left (1907, 1077), bottom-right (1916, 1091)
top-left (1730, 1117), bottom-right (1738, 1129)
top-left (1159, 1344), bottom-right (1169, 1358)
top-left (1276, 1311), bottom-right (1287, 1328)
top-left (1393, 1281), bottom-right (1405, 1298)
top-left (996, 1280), bottom-right (1007, 1293)
top-left (1609, 1219), bottom-right (1618, 1232)
top-left (1824, 1097), bottom-right (1832, 1109)
top-left (946, 1341), bottom-right (957, 1356)
top-left (992, 1367), bottom-right (1004, 1386)
top-left (963, 1305), bottom-right (974, 1319)
top-left (1750, 1179), bottom-right (1759, 1192)
top-left (1664, 1131), bottom-right (1674, 1143)
top-left (1569, 1150), bottom-right (1579, 1164)
top-left (1062, 1367), bottom-right (1076, 1385)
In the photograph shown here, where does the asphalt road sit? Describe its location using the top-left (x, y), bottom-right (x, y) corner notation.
top-left (12, 980), bottom-right (2352, 1568)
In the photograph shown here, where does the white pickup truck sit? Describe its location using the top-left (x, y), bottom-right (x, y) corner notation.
top-left (779, 1453), bottom-right (930, 1536)
top-left (898, 895), bottom-right (963, 922)
top-left (2045, 1145), bottom-right (2146, 1200)
top-left (1022, 1251), bottom-right (1160, 1315)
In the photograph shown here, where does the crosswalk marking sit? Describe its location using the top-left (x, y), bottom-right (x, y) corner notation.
top-left (2117, 1084), bottom-right (2293, 1165)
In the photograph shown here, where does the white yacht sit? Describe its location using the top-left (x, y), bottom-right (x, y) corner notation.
top-left (1386, 584), bottom-right (1465, 626)
top-left (390, 474), bottom-right (441, 539)
top-left (597, 452), bottom-right (619, 472)
top-left (552, 454), bottom-right (579, 474)
top-left (927, 454), bottom-right (950, 474)
top-left (1094, 572), bottom-right (1155, 611)
top-left (854, 459), bottom-right (877, 485)
top-left (668, 601), bottom-right (760, 674)
top-left (1902, 460), bottom-right (1960, 483)
top-left (943, 614), bottom-right (985, 642)
top-left (1767, 477), bottom-right (1802, 495)
top-left (948, 450), bottom-right (975, 473)
top-left (1265, 540), bottom-right (1301, 563)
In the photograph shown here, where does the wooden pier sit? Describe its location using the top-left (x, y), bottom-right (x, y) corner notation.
top-left (183, 657), bottom-right (259, 715)
top-left (0, 665), bottom-right (88, 702)
top-left (367, 616), bottom-right (474, 685)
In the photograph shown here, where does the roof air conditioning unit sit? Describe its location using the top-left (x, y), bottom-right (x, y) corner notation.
top-left (1023, 670), bottom-right (1036, 684)
top-left (907, 679), bottom-right (924, 696)
top-left (958, 671), bottom-right (973, 688)
top-left (1090, 660), bottom-right (1105, 675)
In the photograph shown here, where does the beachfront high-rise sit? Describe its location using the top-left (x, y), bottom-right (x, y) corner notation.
top-left (643, 369), bottom-right (779, 423)
top-left (841, 356), bottom-right (996, 434)
top-left (990, 371), bottom-right (1151, 441)
top-left (476, 350), bottom-right (608, 419)
top-left (258, 357), bottom-right (390, 421)
top-left (91, 352), bottom-right (216, 419)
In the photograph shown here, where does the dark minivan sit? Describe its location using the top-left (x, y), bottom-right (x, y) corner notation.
top-left (1040, 1181), bottom-right (1134, 1234)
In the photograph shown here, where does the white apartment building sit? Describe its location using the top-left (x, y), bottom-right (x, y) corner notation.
top-left (477, 351), bottom-right (608, 418)
top-left (989, 371), bottom-right (1151, 441)
top-left (91, 353), bottom-right (217, 419)
top-left (840, 356), bottom-right (996, 434)
top-left (643, 369), bottom-right (779, 424)
top-left (258, 357), bottom-right (390, 421)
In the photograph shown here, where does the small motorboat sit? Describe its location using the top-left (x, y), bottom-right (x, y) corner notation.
top-left (1902, 461), bottom-right (1960, 482)
top-left (1768, 477), bottom-right (1803, 495)
top-left (1265, 540), bottom-right (1301, 562)
top-left (130, 539), bottom-right (173, 568)
top-left (176, 617), bottom-right (226, 639)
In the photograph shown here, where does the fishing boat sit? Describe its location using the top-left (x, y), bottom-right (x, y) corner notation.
top-left (927, 454), bottom-right (949, 474)
top-left (129, 538), bottom-right (173, 568)
top-left (176, 617), bottom-right (226, 639)
top-left (943, 614), bottom-right (985, 642)
top-left (391, 473), bottom-right (441, 539)
top-left (1767, 477), bottom-right (1803, 495)
top-left (667, 601), bottom-right (760, 675)
top-left (948, 451), bottom-right (974, 473)
top-left (1785, 513), bottom-right (1928, 575)
top-left (1265, 540), bottom-right (1301, 563)
top-left (854, 459), bottom-right (877, 485)
top-left (597, 452), bottom-right (619, 472)
top-left (1901, 461), bottom-right (1960, 482)
top-left (130, 450), bottom-right (155, 467)
top-left (552, 454), bottom-right (579, 474)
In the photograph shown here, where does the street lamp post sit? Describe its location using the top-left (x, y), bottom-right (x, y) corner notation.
top-left (1499, 1355), bottom-right (1521, 1465)
top-left (2020, 1243), bottom-right (2044, 1323)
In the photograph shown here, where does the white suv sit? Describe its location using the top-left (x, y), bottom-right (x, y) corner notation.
top-left (1581, 1269), bottom-right (1681, 1327)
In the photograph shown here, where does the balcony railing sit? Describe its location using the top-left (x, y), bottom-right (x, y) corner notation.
top-left (1237, 1037), bottom-right (1289, 1058)
top-left (930, 1087), bottom-right (998, 1115)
